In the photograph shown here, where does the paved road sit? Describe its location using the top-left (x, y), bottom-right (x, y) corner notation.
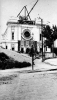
top-left (0, 70), bottom-right (57, 100)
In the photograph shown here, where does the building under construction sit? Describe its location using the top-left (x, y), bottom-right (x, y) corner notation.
top-left (1, 0), bottom-right (50, 53)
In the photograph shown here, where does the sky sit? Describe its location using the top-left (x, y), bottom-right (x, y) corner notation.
top-left (0, 0), bottom-right (57, 40)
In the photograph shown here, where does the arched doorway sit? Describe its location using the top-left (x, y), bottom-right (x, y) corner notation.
top-left (26, 48), bottom-right (30, 53)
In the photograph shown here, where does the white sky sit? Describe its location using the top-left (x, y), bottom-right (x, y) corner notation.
top-left (0, 0), bottom-right (57, 40)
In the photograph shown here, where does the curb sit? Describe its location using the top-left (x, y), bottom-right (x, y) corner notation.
top-left (44, 62), bottom-right (57, 66)
top-left (17, 68), bottom-right (57, 73)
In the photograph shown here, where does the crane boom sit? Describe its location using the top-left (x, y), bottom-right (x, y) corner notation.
top-left (17, 6), bottom-right (26, 17)
top-left (17, 0), bottom-right (39, 21)
top-left (27, 0), bottom-right (39, 17)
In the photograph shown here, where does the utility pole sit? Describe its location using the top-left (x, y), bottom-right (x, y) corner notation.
top-left (41, 18), bottom-right (44, 62)
top-left (52, 27), bottom-right (54, 58)
top-left (38, 16), bottom-right (43, 61)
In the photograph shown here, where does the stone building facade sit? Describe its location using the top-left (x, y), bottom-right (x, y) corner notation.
top-left (1, 17), bottom-right (50, 53)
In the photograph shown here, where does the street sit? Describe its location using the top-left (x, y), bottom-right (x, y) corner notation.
top-left (0, 70), bottom-right (57, 100)
top-left (1, 0), bottom-right (57, 100)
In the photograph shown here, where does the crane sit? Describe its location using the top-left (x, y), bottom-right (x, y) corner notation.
top-left (27, 0), bottom-right (39, 18)
top-left (17, 0), bottom-right (39, 21)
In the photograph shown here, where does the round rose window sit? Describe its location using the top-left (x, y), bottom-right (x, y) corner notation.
top-left (24, 31), bottom-right (30, 38)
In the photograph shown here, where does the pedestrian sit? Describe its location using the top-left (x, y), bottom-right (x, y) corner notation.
top-left (30, 45), bottom-right (35, 70)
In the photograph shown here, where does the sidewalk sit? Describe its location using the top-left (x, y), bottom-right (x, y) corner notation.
top-left (34, 58), bottom-right (57, 71)
top-left (44, 58), bottom-right (57, 66)
top-left (0, 47), bottom-right (57, 74)
top-left (0, 58), bottom-right (57, 76)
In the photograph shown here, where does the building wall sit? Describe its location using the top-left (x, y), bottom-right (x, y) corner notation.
top-left (7, 43), bottom-right (11, 49)
top-left (7, 26), bottom-right (11, 41)
top-left (18, 26), bottom-right (21, 40)
top-left (2, 42), bottom-right (6, 48)
top-left (14, 27), bottom-right (17, 41)
top-left (15, 43), bottom-right (18, 51)
top-left (2, 21), bottom-right (43, 52)
top-left (54, 39), bottom-right (57, 48)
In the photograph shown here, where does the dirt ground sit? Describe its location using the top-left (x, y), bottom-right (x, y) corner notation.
top-left (0, 47), bottom-right (57, 100)
top-left (0, 70), bottom-right (57, 100)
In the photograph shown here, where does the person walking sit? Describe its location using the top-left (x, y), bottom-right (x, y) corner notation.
top-left (30, 45), bottom-right (35, 70)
